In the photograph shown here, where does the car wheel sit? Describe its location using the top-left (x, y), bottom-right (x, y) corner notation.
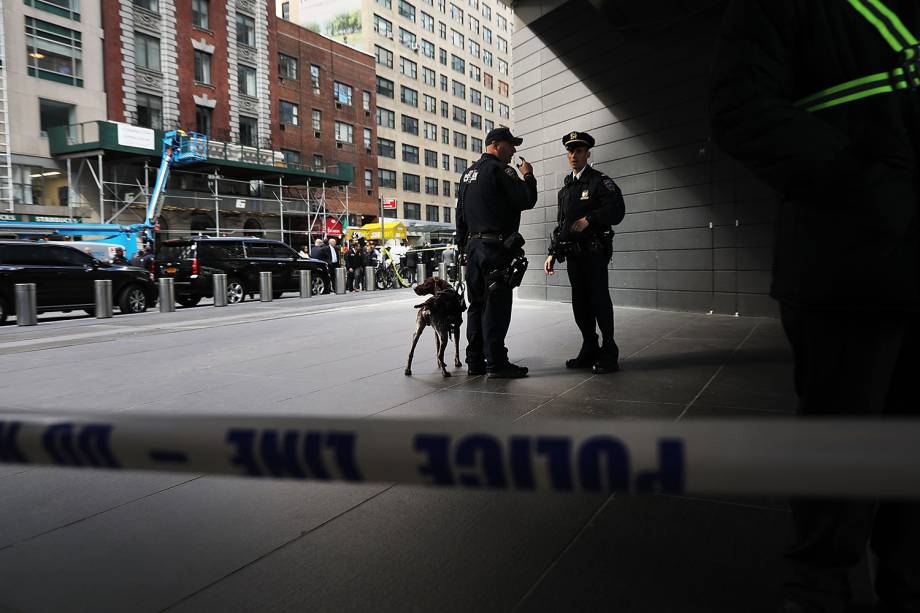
top-left (0, 296), bottom-right (7, 325)
top-left (227, 277), bottom-right (246, 304)
top-left (177, 295), bottom-right (201, 308)
top-left (118, 285), bottom-right (148, 314)
top-left (311, 275), bottom-right (329, 296)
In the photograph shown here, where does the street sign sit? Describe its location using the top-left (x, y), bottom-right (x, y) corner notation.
top-left (382, 198), bottom-right (397, 210)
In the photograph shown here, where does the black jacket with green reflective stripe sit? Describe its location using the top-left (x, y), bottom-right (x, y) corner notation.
top-left (710, 0), bottom-right (920, 310)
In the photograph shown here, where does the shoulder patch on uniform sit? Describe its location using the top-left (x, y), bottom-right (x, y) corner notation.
top-left (602, 178), bottom-right (617, 191)
top-left (504, 167), bottom-right (518, 178)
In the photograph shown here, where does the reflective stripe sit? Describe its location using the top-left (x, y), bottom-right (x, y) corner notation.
top-left (795, 0), bottom-right (918, 112)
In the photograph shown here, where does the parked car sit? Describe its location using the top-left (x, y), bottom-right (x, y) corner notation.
top-left (0, 240), bottom-right (158, 324)
top-left (155, 237), bottom-right (331, 306)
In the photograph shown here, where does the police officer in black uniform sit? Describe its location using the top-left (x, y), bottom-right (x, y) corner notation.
top-left (545, 131), bottom-right (625, 374)
top-left (457, 127), bottom-right (538, 378)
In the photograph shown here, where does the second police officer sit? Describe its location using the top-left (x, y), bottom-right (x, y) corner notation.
top-left (545, 131), bottom-right (626, 374)
top-left (457, 127), bottom-right (538, 378)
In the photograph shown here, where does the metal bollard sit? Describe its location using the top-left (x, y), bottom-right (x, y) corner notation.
top-left (158, 278), bottom-right (176, 313)
top-left (335, 267), bottom-right (346, 295)
top-left (213, 274), bottom-right (227, 307)
top-left (417, 263), bottom-right (427, 282)
top-left (365, 265), bottom-right (375, 291)
top-left (14, 283), bottom-right (37, 326)
top-left (438, 263), bottom-right (447, 279)
top-left (94, 279), bottom-right (113, 319)
top-left (259, 271), bottom-right (273, 302)
top-left (299, 270), bottom-right (311, 298)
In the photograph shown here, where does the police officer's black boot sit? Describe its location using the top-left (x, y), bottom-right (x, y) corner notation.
top-left (566, 335), bottom-right (599, 369)
top-left (592, 340), bottom-right (620, 374)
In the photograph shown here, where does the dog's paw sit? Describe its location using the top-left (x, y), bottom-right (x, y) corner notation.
top-left (404, 368), bottom-right (412, 376)
top-left (454, 360), bottom-right (463, 368)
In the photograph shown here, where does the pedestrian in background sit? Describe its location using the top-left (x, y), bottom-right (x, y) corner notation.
top-left (545, 131), bottom-right (625, 374)
top-left (405, 248), bottom-right (418, 285)
top-left (129, 248), bottom-right (144, 268)
top-left (309, 238), bottom-right (325, 260)
top-left (346, 241), bottom-right (363, 292)
top-left (112, 247), bottom-right (129, 266)
top-left (711, 2), bottom-right (920, 611)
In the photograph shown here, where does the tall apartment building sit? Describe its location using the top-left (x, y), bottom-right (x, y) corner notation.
top-left (0, 0), bottom-right (106, 219)
top-left (282, 0), bottom-right (516, 235)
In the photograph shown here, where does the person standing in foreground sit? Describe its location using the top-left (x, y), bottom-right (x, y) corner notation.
top-left (710, 2), bottom-right (920, 612)
top-left (544, 131), bottom-right (625, 374)
top-left (456, 127), bottom-right (538, 378)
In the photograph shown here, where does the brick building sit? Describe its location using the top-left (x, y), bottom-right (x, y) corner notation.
top-left (273, 19), bottom-right (379, 223)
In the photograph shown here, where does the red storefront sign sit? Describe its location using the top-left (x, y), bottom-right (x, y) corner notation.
top-left (325, 216), bottom-right (343, 237)
top-left (382, 198), bottom-right (397, 210)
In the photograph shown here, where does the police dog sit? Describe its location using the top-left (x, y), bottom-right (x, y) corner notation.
top-left (405, 277), bottom-right (465, 377)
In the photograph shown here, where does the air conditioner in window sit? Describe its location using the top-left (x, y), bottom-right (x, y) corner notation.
top-left (411, 43), bottom-right (419, 51)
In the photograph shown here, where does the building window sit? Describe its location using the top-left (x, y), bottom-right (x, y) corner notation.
top-left (134, 32), bottom-right (160, 72)
top-left (451, 29), bottom-right (464, 49)
top-left (471, 112), bottom-right (482, 128)
top-left (136, 93), bottom-right (162, 129)
top-left (281, 1), bottom-right (289, 20)
top-left (38, 98), bottom-right (74, 137)
top-left (196, 105), bottom-right (212, 135)
top-left (439, 74), bottom-right (448, 92)
top-left (194, 50), bottom-right (211, 85)
top-left (313, 154), bottom-right (325, 169)
top-left (378, 138), bottom-right (396, 158)
top-left (401, 114), bottom-right (419, 135)
top-left (420, 11), bottom-right (434, 31)
top-left (454, 157), bottom-right (467, 172)
top-left (280, 100), bottom-right (299, 125)
top-left (442, 179), bottom-right (450, 195)
top-left (376, 0), bottom-right (391, 9)
top-left (452, 80), bottom-right (465, 99)
top-left (421, 39), bottom-right (435, 58)
top-left (469, 39), bottom-right (480, 58)
top-left (376, 76), bottom-right (394, 99)
top-left (334, 81), bottom-right (353, 105)
top-left (375, 45), bottom-right (393, 68)
top-left (400, 56), bottom-right (417, 79)
top-left (398, 0), bottom-right (415, 21)
top-left (365, 169), bottom-right (373, 191)
top-left (440, 101), bottom-right (449, 118)
top-left (239, 115), bottom-right (258, 147)
top-left (425, 177), bottom-right (438, 195)
top-left (239, 65), bottom-right (257, 96)
top-left (424, 122), bottom-right (437, 140)
top-left (484, 95), bottom-right (493, 112)
top-left (497, 36), bottom-right (507, 53)
top-left (483, 50), bottom-right (492, 67)
top-left (424, 149), bottom-right (437, 167)
top-left (133, 0), bottom-right (157, 12)
top-left (449, 2), bottom-right (463, 24)
top-left (364, 128), bottom-right (372, 150)
top-left (335, 121), bottom-right (354, 143)
top-left (422, 67), bottom-right (436, 87)
top-left (402, 144), bottom-right (419, 164)
top-left (25, 17), bottom-right (83, 86)
top-left (469, 64), bottom-right (481, 82)
top-left (25, 0), bottom-right (81, 20)
top-left (441, 126), bottom-right (449, 143)
top-left (403, 173), bottom-right (420, 192)
top-left (499, 102), bottom-right (509, 119)
top-left (470, 89), bottom-right (481, 106)
top-left (363, 90), bottom-right (372, 111)
top-left (497, 80), bottom-right (509, 97)
top-left (441, 154), bottom-right (450, 171)
top-left (484, 118), bottom-right (494, 132)
top-left (483, 72), bottom-right (493, 89)
top-left (404, 202), bottom-right (421, 220)
top-left (399, 27), bottom-right (416, 49)
top-left (282, 149), bottom-right (302, 165)
top-left (469, 15), bottom-right (479, 33)
top-left (471, 137), bottom-right (482, 153)
top-left (499, 59), bottom-right (508, 75)
top-left (377, 107), bottom-right (395, 128)
top-left (453, 131), bottom-right (466, 149)
top-left (400, 85), bottom-right (418, 107)
top-left (236, 13), bottom-right (256, 47)
top-left (483, 26), bottom-right (491, 43)
top-left (374, 14), bottom-right (393, 37)
top-left (312, 109), bottom-right (322, 131)
top-left (379, 169), bottom-right (397, 188)
top-left (481, 2), bottom-right (490, 19)
top-left (439, 47), bottom-right (447, 65)
top-left (279, 53), bottom-right (298, 79)
top-left (444, 207), bottom-right (451, 223)
top-left (452, 106), bottom-right (466, 124)
top-left (423, 94), bottom-right (436, 113)
top-left (310, 64), bottom-right (320, 92)
top-left (426, 205), bottom-right (439, 222)
top-left (451, 54), bottom-right (465, 74)
top-left (192, 0), bottom-right (209, 28)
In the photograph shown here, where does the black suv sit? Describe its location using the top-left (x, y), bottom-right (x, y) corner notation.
top-left (0, 240), bottom-right (158, 324)
top-left (156, 237), bottom-right (331, 306)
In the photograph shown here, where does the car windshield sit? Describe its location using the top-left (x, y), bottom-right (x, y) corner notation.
top-left (159, 243), bottom-right (195, 262)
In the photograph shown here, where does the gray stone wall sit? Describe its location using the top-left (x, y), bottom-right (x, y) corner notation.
top-left (121, 0), bottom-right (180, 129)
top-left (228, 0), bottom-right (272, 145)
top-left (512, 0), bottom-right (779, 317)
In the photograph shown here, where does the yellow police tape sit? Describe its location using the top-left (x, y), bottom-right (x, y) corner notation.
top-left (2, 413), bottom-right (919, 498)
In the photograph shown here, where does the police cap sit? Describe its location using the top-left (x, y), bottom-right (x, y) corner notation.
top-left (562, 131), bottom-right (595, 149)
top-left (485, 126), bottom-right (523, 146)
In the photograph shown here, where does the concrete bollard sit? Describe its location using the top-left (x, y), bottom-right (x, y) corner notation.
top-left (158, 278), bottom-right (176, 312)
top-left (365, 265), bottom-right (375, 291)
top-left (94, 279), bottom-right (113, 319)
top-left (299, 270), bottom-right (311, 298)
top-left (438, 263), bottom-right (447, 279)
top-left (417, 263), bottom-right (427, 282)
top-left (259, 272), bottom-right (273, 302)
top-left (213, 274), bottom-right (228, 307)
top-left (15, 283), bottom-right (37, 326)
top-left (335, 267), bottom-right (346, 295)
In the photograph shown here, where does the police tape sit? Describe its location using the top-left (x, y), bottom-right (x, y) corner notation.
top-left (2, 413), bottom-right (919, 498)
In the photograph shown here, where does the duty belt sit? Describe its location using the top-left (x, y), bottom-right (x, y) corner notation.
top-left (795, 0), bottom-right (919, 112)
top-left (468, 232), bottom-right (505, 241)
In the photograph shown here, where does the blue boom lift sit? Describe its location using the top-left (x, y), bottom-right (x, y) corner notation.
top-left (0, 130), bottom-right (207, 258)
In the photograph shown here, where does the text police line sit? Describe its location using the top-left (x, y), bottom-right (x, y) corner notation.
top-left (0, 420), bottom-right (685, 493)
